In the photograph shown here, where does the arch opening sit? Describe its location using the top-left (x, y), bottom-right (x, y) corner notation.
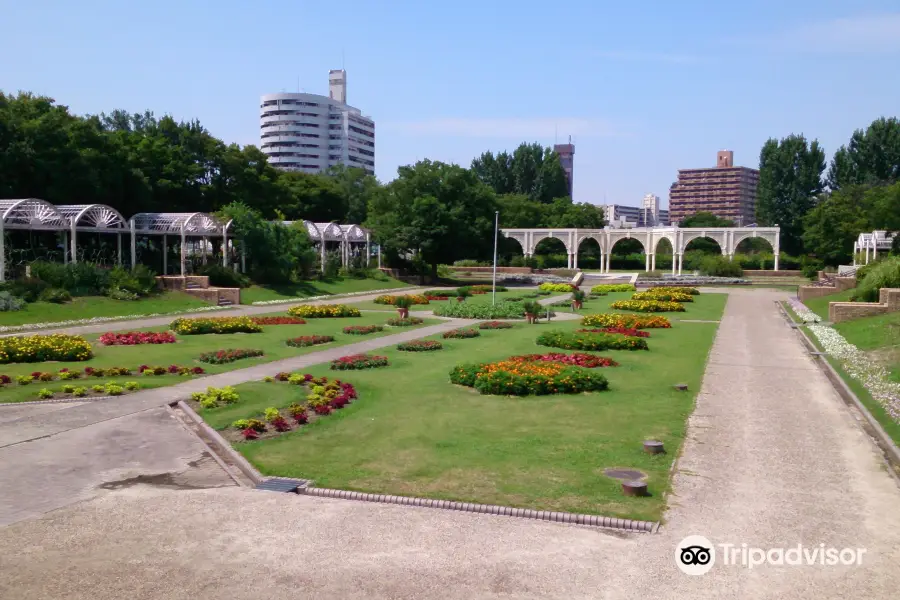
top-left (609, 238), bottom-right (645, 271)
top-left (533, 237), bottom-right (569, 269)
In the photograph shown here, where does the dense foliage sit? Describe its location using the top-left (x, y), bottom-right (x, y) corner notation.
top-left (852, 257), bottom-right (900, 302)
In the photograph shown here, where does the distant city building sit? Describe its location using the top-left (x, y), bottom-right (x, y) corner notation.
top-left (260, 70), bottom-right (375, 175)
top-left (668, 150), bottom-right (758, 225)
top-left (553, 139), bottom-right (575, 197)
top-left (602, 202), bottom-right (670, 228)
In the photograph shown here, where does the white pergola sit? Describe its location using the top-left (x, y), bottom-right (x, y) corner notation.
top-left (502, 226), bottom-right (782, 273)
top-left (854, 231), bottom-right (894, 265)
top-left (129, 212), bottom-right (232, 276)
top-left (0, 199), bottom-right (131, 280)
top-left (285, 221), bottom-right (373, 272)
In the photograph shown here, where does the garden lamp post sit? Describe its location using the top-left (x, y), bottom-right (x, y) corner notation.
top-left (492, 211), bottom-right (499, 306)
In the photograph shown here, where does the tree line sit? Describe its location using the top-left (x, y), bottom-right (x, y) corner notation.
top-left (756, 117), bottom-right (900, 264)
top-left (0, 91), bottom-right (602, 279)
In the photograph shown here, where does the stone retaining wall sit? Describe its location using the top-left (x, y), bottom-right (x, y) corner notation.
top-left (448, 266), bottom-right (532, 274)
top-left (156, 275), bottom-right (208, 291)
top-left (798, 275), bottom-right (857, 302)
top-left (744, 270), bottom-right (802, 277)
top-left (828, 288), bottom-right (900, 323)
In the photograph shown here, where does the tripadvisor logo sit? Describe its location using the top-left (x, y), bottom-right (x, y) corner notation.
top-left (676, 536), bottom-right (867, 575)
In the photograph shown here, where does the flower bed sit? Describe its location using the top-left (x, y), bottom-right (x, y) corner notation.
top-left (285, 335), bottom-right (334, 348)
top-left (385, 316), bottom-right (424, 326)
top-left (632, 290), bottom-right (693, 303)
top-left (649, 286), bottom-right (700, 295)
top-left (538, 283), bottom-right (574, 292)
top-left (581, 313), bottom-right (671, 329)
top-left (469, 284), bottom-right (508, 293)
top-left (0, 334), bottom-right (93, 364)
top-left (609, 300), bottom-right (685, 313)
top-left (343, 324), bottom-right (385, 335)
top-left (35, 380), bottom-right (142, 400)
top-left (478, 321), bottom-right (513, 329)
top-left (222, 376), bottom-right (359, 441)
top-left (330, 354), bottom-right (389, 370)
top-left (397, 340), bottom-right (443, 352)
top-left (191, 386), bottom-right (240, 409)
top-left (442, 328), bottom-right (481, 339)
top-left (170, 316), bottom-right (262, 335)
top-left (509, 353), bottom-right (618, 368)
top-left (198, 349), bottom-right (265, 365)
top-left (786, 297), bottom-right (820, 323)
top-left (432, 302), bottom-right (524, 319)
top-left (250, 316), bottom-right (307, 325)
top-left (536, 330), bottom-right (649, 351)
top-left (139, 364), bottom-right (205, 376)
top-left (98, 331), bottom-right (176, 346)
top-left (373, 294), bottom-right (430, 306)
top-left (287, 304), bottom-right (361, 318)
top-left (591, 284), bottom-right (636, 293)
top-left (449, 359), bottom-right (609, 396)
top-left (426, 294), bottom-right (449, 301)
top-left (577, 327), bottom-right (650, 338)
top-left (0, 305), bottom-right (228, 335)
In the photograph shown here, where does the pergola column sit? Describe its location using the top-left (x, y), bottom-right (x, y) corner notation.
top-left (70, 221), bottom-right (78, 264)
top-left (672, 253), bottom-right (677, 275)
top-left (63, 231), bottom-right (69, 264)
top-left (645, 252), bottom-right (650, 272)
top-left (222, 227), bottom-right (228, 267)
top-left (202, 237), bottom-right (208, 265)
top-left (0, 225), bottom-right (5, 282)
top-left (852, 242), bottom-right (857, 266)
top-left (651, 253), bottom-right (656, 271)
top-left (130, 221), bottom-right (137, 270)
top-left (873, 239), bottom-right (877, 261)
top-left (117, 233), bottom-right (122, 267)
top-left (162, 234), bottom-right (168, 275)
top-left (377, 244), bottom-right (382, 269)
top-left (677, 253), bottom-right (683, 275)
top-left (180, 232), bottom-right (187, 276)
top-left (365, 233), bottom-right (371, 268)
top-left (241, 242), bottom-right (246, 273)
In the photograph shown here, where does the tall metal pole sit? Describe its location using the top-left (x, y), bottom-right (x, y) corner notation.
top-left (492, 211), bottom-right (499, 306)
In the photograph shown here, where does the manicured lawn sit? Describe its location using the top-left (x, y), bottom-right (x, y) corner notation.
top-left (803, 289), bottom-right (854, 321)
top-left (240, 276), bottom-right (412, 304)
top-left (224, 292), bottom-right (727, 522)
top-left (0, 292), bottom-right (210, 327)
top-left (0, 312), bottom-right (438, 403)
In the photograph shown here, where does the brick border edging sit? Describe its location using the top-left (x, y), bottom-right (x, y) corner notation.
top-left (300, 487), bottom-right (658, 532)
top-left (174, 400), bottom-right (661, 533)
top-left (775, 301), bottom-right (900, 474)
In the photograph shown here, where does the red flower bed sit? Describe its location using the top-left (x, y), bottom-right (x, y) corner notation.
top-left (478, 321), bottom-right (513, 330)
top-left (251, 316), bottom-right (306, 325)
top-left (577, 327), bottom-right (650, 338)
top-left (0, 374), bottom-right (11, 384)
top-left (509, 353), bottom-right (619, 368)
top-left (286, 335), bottom-right (335, 348)
top-left (99, 331), bottom-right (176, 346)
top-left (426, 295), bottom-right (449, 301)
top-left (198, 348), bottom-right (265, 364)
top-left (343, 325), bottom-right (384, 335)
top-left (330, 354), bottom-right (389, 370)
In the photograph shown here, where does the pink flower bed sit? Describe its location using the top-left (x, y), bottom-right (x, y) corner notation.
top-left (99, 331), bottom-right (176, 346)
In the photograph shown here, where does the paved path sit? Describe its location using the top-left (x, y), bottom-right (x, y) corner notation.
top-left (3, 288), bottom-right (898, 598)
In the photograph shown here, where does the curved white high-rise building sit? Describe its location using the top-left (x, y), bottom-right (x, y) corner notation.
top-left (260, 70), bottom-right (375, 175)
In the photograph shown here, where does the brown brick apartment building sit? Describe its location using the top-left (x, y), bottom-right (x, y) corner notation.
top-left (668, 151), bottom-right (759, 225)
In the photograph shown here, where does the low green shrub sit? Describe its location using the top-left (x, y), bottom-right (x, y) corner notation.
top-left (198, 264), bottom-right (251, 288)
top-left (38, 287), bottom-right (72, 304)
top-left (698, 255), bottom-right (743, 277)
top-left (538, 283), bottom-right (574, 292)
top-left (536, 330), bottom-right (649, 351)
top-left (0, 291), bottom-right (25, 312)
top-left (590, 284), bottom-right (636, 293)
top-left (432, 302), bottom-right (524, 319)
top-left (193, 386), bottom-right (240, 409)
top-left (853, 256), bottom-right (900, 302)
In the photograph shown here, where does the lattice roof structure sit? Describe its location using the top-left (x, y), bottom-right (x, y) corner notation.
top-left (130, 212), bottom-right (230, 236)
top-left (57, 204), bottom-right (128, 231)
top-left (314, 222), bottom-right (346, 241)
top-left (0, 198), bottom-right (68, 230)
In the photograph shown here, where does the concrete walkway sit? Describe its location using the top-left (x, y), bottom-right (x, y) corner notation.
top-left (2, 288), bottom-right (899, 599)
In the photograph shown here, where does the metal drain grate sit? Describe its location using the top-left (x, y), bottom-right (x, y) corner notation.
top-left (254, 478), bottom-right (308, 493)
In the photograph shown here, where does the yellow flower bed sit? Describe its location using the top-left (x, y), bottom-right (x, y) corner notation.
top-left (609, 299), bottom-right (685, 313)
top-left (170, 316), bottom-right (262, 335)
top-left (581, 313), bottom-right (672, 329)
top-left (632, 290), bottom-right (694, 302)
top-left (0, 334), bottom-right (93, 364)
top-left (373, 294), bottom-right (430, 306)
top-left (288, 304), bottom-right (362, 318)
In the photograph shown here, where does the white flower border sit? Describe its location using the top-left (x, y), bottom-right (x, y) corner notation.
top-left (250, 287), bottom-right (421, 306)
top-left (796, 302), bottom-right (900, 423)
top-left (0, 305), bottom-right (228, 334)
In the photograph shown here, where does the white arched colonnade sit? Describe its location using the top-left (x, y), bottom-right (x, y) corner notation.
top-left (501, 226), bottom-right (782, 273)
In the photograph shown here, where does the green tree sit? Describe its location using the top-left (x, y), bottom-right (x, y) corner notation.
top-left (496, 193), bottom-right (543, 228)
top-left (543, 198), bottom-right (605, 228)
top-left (367, 160), bottom-right (497, 280)
top-left (827, 117), bottom-right (900, 190)
top-left (801, 187), bottom-right (873, 265)
top-left (678, 211), bottom-right (735, 228)
top-left (325, 164), bottom-right (381, 224)
top-left (756, 134), bottom-right (826, 255)
top-left (472, 142), bottom-right (569, 203)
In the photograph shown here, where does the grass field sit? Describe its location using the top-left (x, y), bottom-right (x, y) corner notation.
top-left (0, 312), bottom-right (438, 403)
top-left (216, 292), bottom-right (728, 522)
top-left (349, 289), bottom-right (538, 313)
top-left (240, 276), bottom-right (412, 305)
top-left (0, 292), bottom-right (210, 327)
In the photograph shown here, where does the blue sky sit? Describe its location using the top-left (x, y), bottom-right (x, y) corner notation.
top-left (3, 0), bottom-right (899, 209)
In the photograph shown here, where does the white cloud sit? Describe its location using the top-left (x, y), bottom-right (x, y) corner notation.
top-left (593, 50), bottom-right (706, 65)
top-left (379, 117), bottom-right (625, 139)
top-left (770, 13), bottom-right (900, 53)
